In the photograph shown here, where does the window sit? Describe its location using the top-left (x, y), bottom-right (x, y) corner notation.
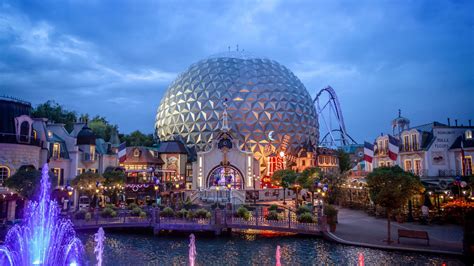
top-left (52, 143), bottom-right (61, 159)
top-left (414, 159), bottom-right (422, 176)
top-left (19, 121), bottom-right (30, 142)
top-left (302, 160), bottom-right (306, 166)
top-left (318, 157), bottom-right (323, 165)
top-left (77, 168), bottom-right (84, 175)
top-left (90, 145), bottom-right (96, 160)
top-left (404, 160), bottom-right (413, 172)
top-left (0, 166), bottom-right (10, 186)
top-left (466, 130), bottom-right (473, 140)
top-left (386, 162), bottom-right (391, 167)
top-left (403, 135), bottom-right (410, 151)
top-left (465, 156), bottom-right (473, 176)
top-left (384, 139), bottom-right (389, 153)
top-left (53, 168), bottom-right (64, 187)
top-left (411, 134), bottom-right (418, 150)
top-left (380, 162), bottom-right (385, 167)
top-left (32, 129), bottom-right (37, 140)
top-left (134, 149), bottom-right (140, 157)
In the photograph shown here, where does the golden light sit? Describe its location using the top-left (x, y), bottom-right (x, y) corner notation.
top-left (317, 188), bottom-right (321, 193)
top-left (175, 184), bottom-right (179, 189)
top-left (216, 187), bottom-right (220, 191)
top-left (321, 192), bottom-right (326, 197)
top-left (154, 185), bottom-right (159, 191)
top-left (279, 151), bottom-right (285, 158)
top-left (95, 189), bottom-right (99, 194)
top-left (67, 191), bottom-right (73, 196)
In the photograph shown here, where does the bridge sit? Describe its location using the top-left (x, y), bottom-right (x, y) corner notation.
top-left (70, 208), bottom-right (326, 236)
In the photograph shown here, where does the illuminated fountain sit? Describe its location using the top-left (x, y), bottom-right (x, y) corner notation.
top-left (0, 164), bottom-right (84, 266)
top-left (189, 234), bottom-right (196, 266)
top-left (94, 228), bottom-right (105, 266)
top-left (275, 245), bottom-right (281, 266)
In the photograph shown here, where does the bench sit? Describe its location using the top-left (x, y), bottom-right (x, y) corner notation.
top-left (397, 229), bottom-right (429, 245)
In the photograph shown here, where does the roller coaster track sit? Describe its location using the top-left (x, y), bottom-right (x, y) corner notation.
top-left (313, 86), bottom-right (356, 148)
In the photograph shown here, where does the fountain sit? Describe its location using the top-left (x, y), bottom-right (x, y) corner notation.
top-left (275, 245), bottom-right (281, 266)
top-left (188, 234), bottom-right (196, 266)
top-left (94, 228), bottom-right (105, 266)
top-left (0, 164), bottom-right (84, 266)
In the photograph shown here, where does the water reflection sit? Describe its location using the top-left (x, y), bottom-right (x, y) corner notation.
top-left (78, 231), bottom-right (463, 266)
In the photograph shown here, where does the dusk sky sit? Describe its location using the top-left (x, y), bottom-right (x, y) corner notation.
top-left (1, 0), bottom-right (472, 142)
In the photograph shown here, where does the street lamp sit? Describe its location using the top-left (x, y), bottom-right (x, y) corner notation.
top-left (253, 174), bottom-right (257, 205)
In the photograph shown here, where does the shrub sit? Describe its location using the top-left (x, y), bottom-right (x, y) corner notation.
top-left (195, 208), bottom-right (211, 219)
top-left (266, 210), bottom-right (280, 221)
top-left (105, 204), bottom-right (117, 210)
top-left (128, 203), bottom-right (139, 210)
top-left (296, 205), bottom-right (311, 215)
top-left (101, 207), bottom-right (117, 218)
top-left (184, 197), bottom-right (193, 209)
top-left (139, 211), bottom-right (147, 218)
top-left (160, 207), bottom-right (175, 217)
top-left (269, 204), bottom-right (278, 211)
top-left (131, 207), bottom-right (142, 217)
top-left (237, 206), bottom-right (251, 221)
top-left (176, 208), bottom-right (188, 218)
top-left (186, 210), bottom-right (195, 219)
top-left (324, 204), bottom-right (338, 218)
top-left (75, 210), bottom-right (87, 220)
top-left (297, 212), bottom-right (314, 223)
top-left (85, 212), bottom-right (92, 221)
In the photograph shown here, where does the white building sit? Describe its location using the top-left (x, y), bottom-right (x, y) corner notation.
top-left (373, 112), bottom-right (473, 181)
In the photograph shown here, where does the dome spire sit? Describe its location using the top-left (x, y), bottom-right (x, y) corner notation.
top-left (222, 98), bottom-right (230, 132)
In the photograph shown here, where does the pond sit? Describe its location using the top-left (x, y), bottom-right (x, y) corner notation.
top-left (78, 230), bottom-right (464, 265)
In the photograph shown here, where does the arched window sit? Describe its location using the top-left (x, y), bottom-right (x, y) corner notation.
top-left (133, 149), bottom-right (140, 157)
top-left (207, 165), bottom-right (243, 189)
top-left (0, 166), bottom-right (10, 185)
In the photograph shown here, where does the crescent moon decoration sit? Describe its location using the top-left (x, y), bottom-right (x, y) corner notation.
top-left (268, 131), bottom-right (275, 141)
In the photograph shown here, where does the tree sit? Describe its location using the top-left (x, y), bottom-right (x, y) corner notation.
top-left (272, 169), bottom-right (297, 205)
top-left (88, 115), bottom-right (118, 141)
top-left (32, 101), bottom-right (77, 132)
top-left (5, 167), bottom-right (55, 199)
top-left (366, 166), bottom-right (424, 243)
top-left (296, 167), bottom-right (320, 207)
top-left (103, 171), bottom-right (126, 187)
top-left (71, 172), bottom-right (105, 194)
top-left (102, 171), bottom-right (126, 204)
top-left (337, 149), bottom-right (352, 174)
top-left (120, 130), bottom-right (154, 146)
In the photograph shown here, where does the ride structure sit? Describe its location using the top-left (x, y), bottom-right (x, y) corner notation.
top-left (313, 86), bottom-right (357, 148)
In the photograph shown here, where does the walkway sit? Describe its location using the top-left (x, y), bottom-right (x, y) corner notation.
top-left (71, 208), bottom-right (325, 236)
top-left (325, 208), bottom-right (463, 255)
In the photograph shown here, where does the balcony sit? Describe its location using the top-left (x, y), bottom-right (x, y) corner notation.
top-left (0, 132), bottom-right (42, 147)
top-left (374, 148), bottom-right (389, 156)
top-left (400, 144), bottom-right (422, 152)
top-left (406, 169), bottom-right (429, 177)
top-left (83, 153), bottom-right (96, 162)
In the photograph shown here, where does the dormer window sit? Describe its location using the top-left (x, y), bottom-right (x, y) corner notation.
top-left (52, 143), bottom-right (61, 159)
top-left (466, 130), bottom-right (472, 140)
top-left (134, 149), bottom-right (140, 157)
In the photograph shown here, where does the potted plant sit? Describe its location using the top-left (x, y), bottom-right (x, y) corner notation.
top-left (324, 204), bottom-right (338, 232)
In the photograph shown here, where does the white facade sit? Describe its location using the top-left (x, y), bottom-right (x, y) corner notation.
top-left (373, 121), bottom-right (474, 179)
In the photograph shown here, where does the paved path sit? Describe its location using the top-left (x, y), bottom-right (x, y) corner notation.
top-left (328, 208), bottom-right (463, 255)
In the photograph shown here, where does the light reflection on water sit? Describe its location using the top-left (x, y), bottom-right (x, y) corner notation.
top-left (78, 231), bottom-right (463, 266)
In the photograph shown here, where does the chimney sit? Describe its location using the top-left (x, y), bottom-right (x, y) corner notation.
top-left (455, 119), bottom-right (458, 127)
top-left (447, 118), bottom-right (450, 126)
top-left (469, 119), bottom-right (472, 127)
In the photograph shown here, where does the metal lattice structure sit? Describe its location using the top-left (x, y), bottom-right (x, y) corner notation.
top-left (314, 86), bottom-right (356, 148)
top-left (155, 52), bottom-right (319, 166)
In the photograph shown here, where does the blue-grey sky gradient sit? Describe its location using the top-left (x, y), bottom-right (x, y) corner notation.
top-left (1, 0), bottom-right (473, 142)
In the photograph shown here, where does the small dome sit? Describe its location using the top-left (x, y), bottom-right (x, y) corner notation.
top-left (392, 109), bottom-right (410, 130)
top-left (76, 126), bottom-right (96, 145)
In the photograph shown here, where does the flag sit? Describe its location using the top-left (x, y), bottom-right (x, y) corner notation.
top-left (118, 142), bottom-right (127, 163)
top-left (388, 135), bottom-right (399, 161)
top-left (363, 142), bottom-right (374, 163)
